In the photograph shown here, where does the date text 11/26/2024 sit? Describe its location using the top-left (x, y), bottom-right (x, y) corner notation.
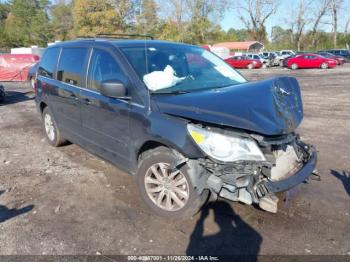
top-left (127, 256), bottom-right (220, 261)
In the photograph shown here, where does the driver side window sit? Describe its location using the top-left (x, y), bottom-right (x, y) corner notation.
top-left (87, 49), bottom-right (123, 92)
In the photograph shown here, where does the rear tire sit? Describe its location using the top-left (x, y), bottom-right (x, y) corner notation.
top-left (136, 146), bottom-right (209, 219)
top-left (42, 107), bottom-right (67, 147)
top-left (247, 64), bottom-right (254, 69)
top-left (321, 62), bottom-right (328, 69)
top-left (291, 63), bottom-right (298, 70)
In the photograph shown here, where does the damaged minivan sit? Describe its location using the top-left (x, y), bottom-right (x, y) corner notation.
top-left (35, 37), bottom-right (317, 218)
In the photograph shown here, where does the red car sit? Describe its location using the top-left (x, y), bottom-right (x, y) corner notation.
top-left (225, 55), bottom-right (262, 69)
top-left (287, 53), bottom-right (337, 69)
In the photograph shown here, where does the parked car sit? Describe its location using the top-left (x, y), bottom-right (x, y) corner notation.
top-left (261, 52), bottom-right (280, 66)
top-left (279, 50), bottom-right (296, 56)
top-left (224, 55), bottom-right (262, 69)
top-left (287, 53), bottom-right (337, 69)
top-left (27, 62), bottom-right (39, 88)
top-left (276, 50), bottom-right (296, 66)
top-left (245, 53), bottom-right (269, 67)
top-left (322, 49), bottom-right (350, 62)
top-left (0, 84), bottom-right (5, 103)
top-left (317, 52), bottom-right (345, 65)
top-left (35, 38), bottom-right (317, 217)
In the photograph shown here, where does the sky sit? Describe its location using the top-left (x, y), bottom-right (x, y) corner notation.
top-left (220, 0), bottom-right (350, 37)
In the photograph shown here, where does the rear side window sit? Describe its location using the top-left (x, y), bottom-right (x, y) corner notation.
top-left (87, 49), bottom-right (123, 92)
top-left (38, 48), bottom-right (60, 78)
top-left (57, 47), bottom-right (88, 87)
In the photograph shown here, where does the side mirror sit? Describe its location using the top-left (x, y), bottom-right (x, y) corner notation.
top-left (100, 80), bottom-right (130, 100)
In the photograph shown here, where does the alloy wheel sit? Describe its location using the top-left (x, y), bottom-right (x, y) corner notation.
top-left (144, 163), bottom-right (189, 211)
top-left (44, 113), bottom-right (55, 141)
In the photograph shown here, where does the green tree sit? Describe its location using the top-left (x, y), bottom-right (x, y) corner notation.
top-left (51, 1), bottom-right (74, 41)
top-left (4, 0), bottom-right (52, 46)
top-left (0, 3), bottom-right (10, 48)
top-left (224, 28), bottom-right (249, 42)
top-left (74, 0), bottom-right (122, 36)
top-left (135, 0), bottom-right (159, 36)
top-left (158, 19), bottom-right (182, 42)
top-left (0, 3), bottom-right (10, 23)
top-left (270, 26), bottom-right (294, 50)
top-left (185, 0), bottom-right (227, 44)
top-left (31, 0), bottom-right (53, 45)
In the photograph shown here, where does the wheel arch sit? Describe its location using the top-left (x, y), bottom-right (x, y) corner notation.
top-left (137, 140), bottom-right (169, 162)
top-left (135, 139), bottom-right (209, 195)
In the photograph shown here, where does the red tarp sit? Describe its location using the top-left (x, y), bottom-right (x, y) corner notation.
top-left (0, 54), bottom-right (40, 82)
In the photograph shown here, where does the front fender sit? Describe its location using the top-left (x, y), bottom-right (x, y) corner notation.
top-left (130, 110), bottom-right (205, 172)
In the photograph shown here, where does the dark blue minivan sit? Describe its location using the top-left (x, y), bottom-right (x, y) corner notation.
top-left (35, 38), bottom-right (317, 218)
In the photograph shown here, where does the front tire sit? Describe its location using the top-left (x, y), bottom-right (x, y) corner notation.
top-left (42, 107), bottom-right (67, 147)
top-left (321, 62), bottom-right (328, 69)
top-left (247, 64), bottom-right (254, 69)
top-left (136, 146), bottom-right (208, 218)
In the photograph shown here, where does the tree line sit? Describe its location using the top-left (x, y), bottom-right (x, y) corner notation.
top-left (0, 0), bottom-right (349, 51)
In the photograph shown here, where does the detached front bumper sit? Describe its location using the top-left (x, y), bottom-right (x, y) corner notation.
top-left (264, 146), bottom-right (317, 193)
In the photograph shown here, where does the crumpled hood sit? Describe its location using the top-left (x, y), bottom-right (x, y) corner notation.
top-left (153, 76), bottom-right (304, 136)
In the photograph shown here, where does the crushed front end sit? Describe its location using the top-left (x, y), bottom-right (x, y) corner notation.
top-left (188, 128), bottom-right (317, 213)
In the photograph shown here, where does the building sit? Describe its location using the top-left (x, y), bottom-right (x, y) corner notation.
top-left (212, 41), bottom-right (264, 54)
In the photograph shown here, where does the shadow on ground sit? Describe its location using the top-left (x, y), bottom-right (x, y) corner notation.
top-left (0, 190), bottom-right (34, 223)
top-left (0, 90), bottom-right (34, 106)
top-left (186, 201), bottom-right (262, 258)
top-left (330, 170), bottom-right (350, 197)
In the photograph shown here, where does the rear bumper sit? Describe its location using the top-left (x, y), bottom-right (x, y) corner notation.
top-left (263, 147), bottom-right (317, 193)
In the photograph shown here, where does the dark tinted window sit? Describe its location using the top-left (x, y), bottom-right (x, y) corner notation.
top-left (334, 50), bottom-right (341, 55)
top-left (38, 48), bottom-right (60, 78)
top-left (57, 47), bottom-right (88, 86)
top-left (87, 49), bottom-right (123, 92)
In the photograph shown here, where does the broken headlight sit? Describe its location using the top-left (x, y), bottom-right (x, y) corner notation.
top-left (187, 124), bottom-right (266, 162)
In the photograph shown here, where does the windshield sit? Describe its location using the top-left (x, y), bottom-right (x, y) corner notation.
top-left (120, 44), bottom-right (247, 94)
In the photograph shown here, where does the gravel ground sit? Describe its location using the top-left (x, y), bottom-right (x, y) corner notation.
top-left (0, 64), bottom-right (349, 256)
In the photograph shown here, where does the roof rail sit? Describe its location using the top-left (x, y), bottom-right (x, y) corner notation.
top-left (95, 33), bottom-right (154, 40)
